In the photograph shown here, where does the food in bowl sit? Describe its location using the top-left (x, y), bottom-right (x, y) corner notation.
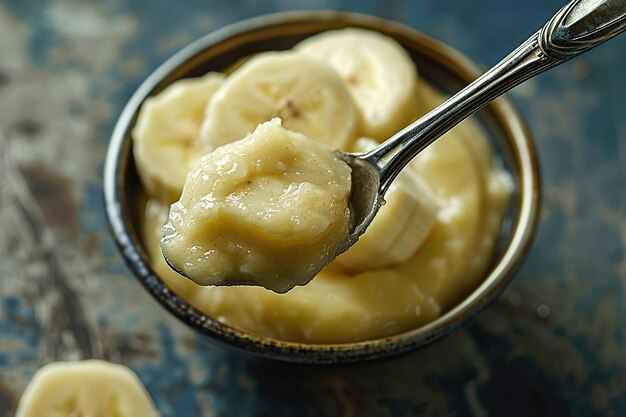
top-left (134, 28), bottom-right (513, 344)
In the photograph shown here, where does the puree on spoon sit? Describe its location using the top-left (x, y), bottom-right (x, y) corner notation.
top-left (161, 118), bottom-right (352, 293)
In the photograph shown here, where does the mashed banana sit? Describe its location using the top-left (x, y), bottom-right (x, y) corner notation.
top-left (161, 118), bottom-right (352, 293)
top-left (139, 82), bottom-right (511, 344)
top-left (135, 28), bottom-right (512, 343)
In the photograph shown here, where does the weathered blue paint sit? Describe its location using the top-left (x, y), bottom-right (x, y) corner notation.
top-left (0, 0), bottom-right (624, 416)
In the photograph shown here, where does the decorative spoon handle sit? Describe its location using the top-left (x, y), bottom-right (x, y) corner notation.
top-left (542, 0), bottom-right (626, 58)
top-left (367, 0), bottom-right (626, 192)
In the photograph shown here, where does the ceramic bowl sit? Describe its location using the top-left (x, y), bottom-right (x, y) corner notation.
top-left (103, 11), bottom-right (540, 364)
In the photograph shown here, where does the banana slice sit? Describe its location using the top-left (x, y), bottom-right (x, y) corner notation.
top-left (133, 73), bottom-right (224, 203)
top-left (334, 138), bottom-right (438, 273)
top-left (199, 51), bottom-right (358, 151)
top-left (296, 28), bottom-right (418, 141)
top-left (15, 360), bottom-right (159, 417)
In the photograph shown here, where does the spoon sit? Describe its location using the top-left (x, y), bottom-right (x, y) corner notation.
top-left (336, 0), bottom-right (626, 256)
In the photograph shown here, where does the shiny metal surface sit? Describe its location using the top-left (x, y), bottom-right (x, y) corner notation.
top-left (541, 0), bottom-right (626, 58)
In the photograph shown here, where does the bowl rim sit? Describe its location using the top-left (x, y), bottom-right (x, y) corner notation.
top-left (103, 10), bottom-right (541, 364)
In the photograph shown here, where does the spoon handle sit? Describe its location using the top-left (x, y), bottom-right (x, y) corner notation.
top-left (368, 0), bottom-right (626, 192)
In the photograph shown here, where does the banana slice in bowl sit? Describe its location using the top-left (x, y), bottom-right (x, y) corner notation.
top-left (15, 360), bottom-right (159, 417)
top-left (334, 137), bottom-right (438, 273)
top-left (296, 28), bottom-right (419, 141)
top-left (199, 51), bottom-right (358, 151)
top-left (133, 73), bottom-right (224, 204)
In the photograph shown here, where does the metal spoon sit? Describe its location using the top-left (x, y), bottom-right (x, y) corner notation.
top-left (335, 0), bottom-right (626, 257)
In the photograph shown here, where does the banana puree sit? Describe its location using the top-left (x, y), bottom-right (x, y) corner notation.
top-left (135, 28), bottom-right (512, 343)
top-left (161, 119), bottom-right (352, 294)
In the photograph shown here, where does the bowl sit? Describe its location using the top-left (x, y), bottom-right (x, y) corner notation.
top-left (103, 11), bottom-right (540, 364)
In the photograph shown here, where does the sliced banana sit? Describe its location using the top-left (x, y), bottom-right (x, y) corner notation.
top-left (334, 138), bottom-right (438, 273)
top-left (15, 360), bottom-right (159, 417)
top-left (133, 73), bottom-right (224, 203)
top-left (199, 51), bottom-right (358, 151)
top-left (296, 28), bottom-right (418, 141)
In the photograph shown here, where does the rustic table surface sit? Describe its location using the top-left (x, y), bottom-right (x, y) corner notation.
top-left (1, 0), bottom-right (625, 416)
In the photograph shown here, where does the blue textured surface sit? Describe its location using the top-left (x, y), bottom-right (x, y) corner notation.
top-left (0, 0), bottom-right (624, 416)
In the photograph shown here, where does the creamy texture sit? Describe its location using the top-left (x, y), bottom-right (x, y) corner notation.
top-left (140, 83), bottom-right (512, 344)
top-left (161, 118), bottom-right (352, 293)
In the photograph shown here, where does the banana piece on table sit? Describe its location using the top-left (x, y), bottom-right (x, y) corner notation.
top-left (295, 28), bottom-right (419, 141)
top-left (334, 138), bottom-right (438, 273)
top-left (200, 51), bottom-right (358, 151)
top-left (15, 360), bottom-right (159, 417)
top-left (133, 73), bottom-right (224, 204)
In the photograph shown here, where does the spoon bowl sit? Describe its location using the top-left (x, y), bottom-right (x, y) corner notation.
top-left (333, 151), bottom-right (381, 257)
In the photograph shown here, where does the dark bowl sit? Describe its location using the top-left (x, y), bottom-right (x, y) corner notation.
top-left (103, 11), bottom-right (540, 364)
